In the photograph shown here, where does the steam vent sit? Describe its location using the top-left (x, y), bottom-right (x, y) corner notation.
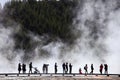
top-left (0, 0), bottom-right (120, 80)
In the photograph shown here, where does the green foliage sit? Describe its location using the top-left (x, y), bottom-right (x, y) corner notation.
top-left (4, 0), bottom-right (77, 50)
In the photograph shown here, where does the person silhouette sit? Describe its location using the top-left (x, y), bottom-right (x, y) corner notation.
top-left (22, 64), bottom-right (24, 73)
top-left (43, 64), bottom-right (49, 74)
top-left (104, 64), bottom-right (108, 74)
top-left (62, 63), bottom-right (65, 74)
top-left (55, 63), bottom-right (58, 74)
top-left (45, 64), bottom-right (49, 74)
top-left (65, 63), bottom-right (68, 74)
top-left (18, 63), bottom-right (21, 74)
top-left (29, 62), bottom-right (32, 74)
top-left (90, 64), bottom-right (94, 74)
top-left (79, 68), bottom-right (82, 74)
top-left (24, 64), bottom-right (26, 73)
top-left (22, 64), bottom-right (26, 73)
top-left (84, 64), bottom-right (88, 75)
top-left (43, 64), bottom-right (46, 73)
top-left (69, 63), bottom-right (72, 74)
top-left (100, 64), bottom-right (103, 74)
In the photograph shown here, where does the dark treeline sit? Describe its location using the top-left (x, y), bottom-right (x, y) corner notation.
top-left (4, 0), bottom-right (78, 50)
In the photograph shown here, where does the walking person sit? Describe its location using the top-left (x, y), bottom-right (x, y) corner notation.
top-left (55, 63), bottom-right (58, 74)
top-left (104, 64), bottom-right (108, 74)
top-left (90, 64), bottom-right (94, 74)
top-left (18, 63), bottom-right (21, 74)
top-left (84, 64), bottom-right (88, 75)
top-left (29, 62), bottom-right (33, 74)
top-left (100, 64), bottom-right (103, 74)
top-left (69, 63), bottom-right (72, 74)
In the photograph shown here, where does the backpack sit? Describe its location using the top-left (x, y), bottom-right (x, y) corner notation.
top-left (84, 67), bottom-right (86, 70)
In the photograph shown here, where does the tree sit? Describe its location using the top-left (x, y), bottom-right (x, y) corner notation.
top-left (4, 0), bottom-right (78, 50)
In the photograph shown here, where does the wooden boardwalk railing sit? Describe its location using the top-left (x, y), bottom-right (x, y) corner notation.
top-left (0, 73), bottom-right (119, 77)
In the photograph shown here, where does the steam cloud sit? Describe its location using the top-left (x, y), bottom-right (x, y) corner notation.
top-left (0, 0), bottom-right (120, 74)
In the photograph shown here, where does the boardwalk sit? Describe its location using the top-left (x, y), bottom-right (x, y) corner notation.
top-left (0, 73), bottom-right (119, 80)
top-left (0, 73), bottom-right (120, 77)
top-left (0, 75), bottom-right (120, 80)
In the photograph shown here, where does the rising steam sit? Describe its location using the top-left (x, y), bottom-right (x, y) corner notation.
top-left (0, 0), bottom-right (120, 74)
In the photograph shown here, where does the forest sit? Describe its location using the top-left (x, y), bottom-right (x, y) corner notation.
top-left (4, 0), bottom-right (78, 50)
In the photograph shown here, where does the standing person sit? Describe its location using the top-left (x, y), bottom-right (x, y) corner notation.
top-left (22, 64), bottom-right (26, 73)
top-left (45, 64), bottom-right (49, 74)
top-left (90, 64), bottom-right (94, 74)
top-left (84, 64), bottom-right (88, 75)
top-left (18, 63), bottom-right (21, 74)
top-left (29, 62), bottom-right (33, 74)
top-left (43, 64), bottom-right (46, 73)
top-left (24, 64), bottom-right (26, 73)
top-left (65, 63), bottom-right (68, 73)
top-left (69, 63), bottom-right (72, 74)
top-left (100, 64), bottom-right (103, 74)
top-left (79, 68), bottom-right (82, 74)
top-left (22, 64), bottom-right (24, 73)
top-left (104, 64), bottom-right (108, 74)
top-left (62, 63), bottom-right (65, 74)
top-left (55, 63), bottom-right (58, 74)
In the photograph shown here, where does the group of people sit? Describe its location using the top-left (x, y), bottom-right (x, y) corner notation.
top-left (62, 63), bottom-right (72, 74)
top-left (81, 64), bottom-right (94, 74)
top-left (18, 62), bottom-right (33, 74)
top-left (99, 64), bottom-right (108, 74)
top-left (79, 64), bottom-right (108, 75)
top-left (42, 64), bottom-right (49, 73)
top-left (18, 63), bottom-right (26, 74)
top-left (18, 62), bottom-right (108, 74)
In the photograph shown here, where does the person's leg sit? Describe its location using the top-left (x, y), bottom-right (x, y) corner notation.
top-left (29, 70), bottom-right (30, 73)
